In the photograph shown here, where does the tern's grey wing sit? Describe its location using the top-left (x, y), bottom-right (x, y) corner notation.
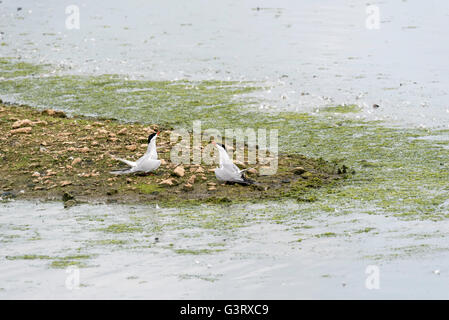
top-left (222, 162), bottom-right (240, 174)
top-left (137, 159), bottom-right (161, 173)
top-left (216, 165), bottom-right (245, 183)
top-left (135, 153), bottom-right (149, 166)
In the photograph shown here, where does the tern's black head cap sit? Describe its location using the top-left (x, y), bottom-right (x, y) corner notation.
top-left (217, 143), bottom-right (226, 150)
top-left (148, 132), bottom-right (157, 144)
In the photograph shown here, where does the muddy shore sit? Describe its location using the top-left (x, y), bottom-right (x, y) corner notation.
top-left (0, 104), bottom-right (348, 206)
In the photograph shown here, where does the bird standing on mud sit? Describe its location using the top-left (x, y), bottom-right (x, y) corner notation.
top-left (212, 141), bottom-right (254, 185)
top-left (110, 131), bottom-right (161, 174)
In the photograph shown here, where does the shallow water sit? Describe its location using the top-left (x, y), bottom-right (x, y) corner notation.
top-left (1, 0), bottom-right (449, 127)
top-left (1, 0), bottom-right (449, 299)
top-left (1, 200), bottom-right (449, 299)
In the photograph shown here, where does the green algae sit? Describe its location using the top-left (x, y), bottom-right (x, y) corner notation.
top-left (99, 223), bottom-right (144, 233)
top-left (0, 58), bottom-right (48, 79)
top-left (5, 253), bottom-right (92, 269)
top-left (87, 239), bottom-right (129, 246)
top-left (321, 104), bottom-right (361, 113)
top-left (0, 58), bottom-right (259, 128)
top-left (173, 248), bottom-right (225, 255)
top-left (1, 58), bottom-right (449, 219)
top-left (136, 184), bottom-right (164, 194)
top-left (6, 254), bottom-right (52, 260)
top-left (315, 232), bottom-right (337, 238)
top-left (178, 273), bottom-right (222, 282)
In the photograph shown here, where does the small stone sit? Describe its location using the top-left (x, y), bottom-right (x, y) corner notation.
top-left (247, 168), bottom-right (257, 174)
top-left (12, 119), bottom-right (33, 129)
top-left (64, 199), bottom-right (77, 208)
top-left (32, 171), bottom-right (40, 177)
top-left (293, 167), bottom-right (306, 175)
top-left (33, 120), bottom-right (47, 126)
top-left (126, 144), bottom-right (137, 151)
top-left (10, 127), bottom-right (32, 134)
top-left (235, 160), bottom-right (246, 168)
top-left (182, 183), bottom-right (193, 191)
top-left (160, 178), bottom-right (174, 186)
top-left (71, 157), bottom-right (82, 166)
top-left (195, 167), bottom-right (205, 173)
top-left (41, 109), bottom-right (66, 118)
top-left (60, 181), bottom-right (72, 187)
top-left (187, 174), bottom-right (196, 185)
top-left (117, 128), bottom-right (127, 135)
top-left (45, 169), bottom-right (57, 176)
top-left (1, 191), bottom-right (15, 199)
top-left (62, 192), bottom-right (74, 202)
top-left (208, 186), bottom-right (217, 191)
top-left (173, 166), bottom-right (185, 177)
top-left (207, 182), bottom-right (216, 186)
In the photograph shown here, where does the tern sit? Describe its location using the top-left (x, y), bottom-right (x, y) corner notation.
top-left (110, 131), bottom-right (161, 175)
top-left (212, 141), bottom-right (254, 185)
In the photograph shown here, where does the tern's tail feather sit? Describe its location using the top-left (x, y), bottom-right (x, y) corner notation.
top-left (110, 168), bottom-right (134, 175)
top-left (237, 174), bottom-right (255, 186)
top-left (110, 155), bottom-right (136, 167)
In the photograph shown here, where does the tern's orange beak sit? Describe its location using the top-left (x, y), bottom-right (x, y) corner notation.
top-left (157, 131), bottom-right (160, 135)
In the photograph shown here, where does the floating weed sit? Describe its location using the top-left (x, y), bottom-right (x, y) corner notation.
top-left (6, 254), bottom-right (52, 260)
top-left (99, 223), bottom-right (144, 233)
top-left (173, 248), bottom-right (225, 255)
top-left (315, 232), bottom-right (337, 238)
top-left (5, 253), bottom-right (92, 269)
top-left (178, 273), bottom-right (222, 282)
top-left (321, 104), bottom-right (361, 113)
top-left (1, 58), bottom-right (449, 220)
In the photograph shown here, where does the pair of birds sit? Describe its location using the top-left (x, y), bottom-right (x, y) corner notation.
top-left (110, 132), bottom-right (254, 185)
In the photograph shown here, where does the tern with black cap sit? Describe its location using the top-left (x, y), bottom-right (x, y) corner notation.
top-left (110, 131), bottom-right (161, 174)
top-left (212, 141), bottom-right (254, 185)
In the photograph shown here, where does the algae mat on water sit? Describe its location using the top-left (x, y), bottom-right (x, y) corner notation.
top-left (0, 58), bottom-right (260, 129)
top-left (1, 58), bottom-right (449, 219)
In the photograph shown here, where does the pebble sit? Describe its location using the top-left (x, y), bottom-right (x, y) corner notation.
top-left (71, 157), bottom-right (82, 166)
top-left (160, 178), bottom-right (174, 186)
top-left (195, 167), bottom-right (205, 173)
top-left (173, 166), bottom-right (185, 177)
top-left (12, 119), bottom-right (33, 129)
top-left (182, 183), bottom-right (193, 191)
top-left (187, 174), bottom-right (196, 185)
top-left (10, 127), bottom-right (32, 134)
top-left (117, 128), bottom-right (127, 135)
